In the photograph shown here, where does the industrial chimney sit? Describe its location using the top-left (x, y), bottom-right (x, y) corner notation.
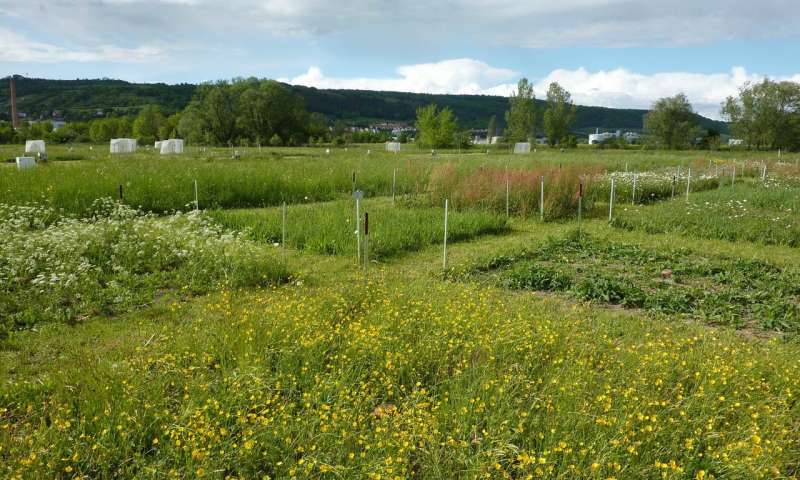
top-left (10, 76), bottom-right (19, 129)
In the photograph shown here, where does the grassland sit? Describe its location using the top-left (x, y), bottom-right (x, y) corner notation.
top-left (2, 144), bottom-right (800, 479)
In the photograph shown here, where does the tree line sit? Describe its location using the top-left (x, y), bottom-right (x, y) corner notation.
top-left (2, 77), bottom-right (799, 150)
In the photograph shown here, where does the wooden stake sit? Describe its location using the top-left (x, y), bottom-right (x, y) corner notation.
top-left (443, 199), bottom-right (449, 273)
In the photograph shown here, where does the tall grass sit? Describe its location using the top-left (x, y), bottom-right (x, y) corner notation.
top-left (1, 144), bottom-right (787, 216)
top-left (211, 199), bottom-right (508, 259)
top-left (612, 180), bottom-right (800, 246)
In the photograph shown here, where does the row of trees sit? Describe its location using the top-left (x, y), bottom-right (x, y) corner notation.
top-left (722, 79), bottom-right (800, 151)
top-left (416, 79), bottom-right (579, 148)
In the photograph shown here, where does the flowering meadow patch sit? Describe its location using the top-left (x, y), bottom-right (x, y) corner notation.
top-left (0, 199), bottom-right (289, 335)
top-left (1, 278), bottom-right (799, 478)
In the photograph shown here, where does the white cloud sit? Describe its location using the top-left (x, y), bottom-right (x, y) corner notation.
top-left (0, 28), bottom-right (166, 63)
top-left (284, 61), bottom-right (800, 119)
top-left (282, 59), bottom-right (519, 95)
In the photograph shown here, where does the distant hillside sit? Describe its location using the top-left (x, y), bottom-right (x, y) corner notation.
top-left (1, 76), bottom-right (728, 134)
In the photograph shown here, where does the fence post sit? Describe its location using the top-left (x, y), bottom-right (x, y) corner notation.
top-left (732, 165), bottom-right (736, 186)
top-left (685, 168), bottom-right (691, 202)
top-left (194, 179), bottom-right (199, 211)
top-left (443, 199), bottom-right (449, 273)
top-left (577, 182), bottom-right (583, 236)
top-left (608, 177), bottom-right (615, 222)
top-left (354, 191), bottom-right (363, 263)
top-left (392, 168), bottom-right (397, 206)
top-left (671, 175), bottom-right (676, 199)
top-left (539, 176), bottom-right (545, 221)
top-left (363, 212), bottom-right (369, 277)
top-left (632, 173), bottom-right (637, 204)
top-left (282, 201), bottom-right (287, 262)
top-left (505, 171), bottom-right (510, 219)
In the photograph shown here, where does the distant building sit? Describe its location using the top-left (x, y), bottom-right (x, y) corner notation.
top-left (728, 138), bottom-right (745, 146)
top-left (588, 129), bottom-right (640, 145)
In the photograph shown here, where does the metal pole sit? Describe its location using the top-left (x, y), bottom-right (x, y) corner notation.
top-left (577, 183), bottom-right (583, 236)
top-left (685, 168), bottom-right (691, 202)
top-left (539, 176), bottom-right (545, 221)
top-left (443, 199), bottom-right (449, 273)
top-left (608, 177), bottom-right (615, 222)
top-left (671, 175), bottom-right (676, 199)
top-left (363, 212), bottom-right (369, 276)
top-left (194, 179), bottom-right (199, 210)
top-left (356, 196), bottom-right (361, 263)
top-left (282, 202), bottom-right (287, 251)
top-left (505, 172), bottom-right (510, 218)
top-left (392, 168), bottom-right (397, 206)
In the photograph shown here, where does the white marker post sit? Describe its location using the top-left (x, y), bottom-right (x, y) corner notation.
top-left (505, 171), bottom-right (510, 219)
top-left (193, 179), bottom-right (199, 210)
top-left (354, 190), bottom-right (363, 263)
top-left (363, 212), bottom-right (369, 277)
top-left (443, 199), bottom-right (449, 273)
top-left (539, 176), bottom-right (545, 221)
top-left (608, 177), bottom-right (615, 222)
top-left (732, 165), bottom-right (736, 186)
top-left (282, 201), bottom-right (287, 262)
top-left (577, 182), bottom-right (583, 236)
top-left (671, 175), bottom-right (676, 199)
top-left (392, 168), bottom-right (397, 206)
top-left (762, 163), bottom-right (767, 181)
top-left (632, 173), bottom-right (637, 204)
top-left (685, 168), bottom-right (691, 202)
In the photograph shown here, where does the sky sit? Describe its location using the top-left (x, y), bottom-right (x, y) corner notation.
top-left (2, 0), bottom-right (800, 119)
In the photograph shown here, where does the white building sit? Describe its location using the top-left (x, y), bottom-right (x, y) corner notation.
top-left (160, 139), bottom-right (184, 155)
top-left (110, 138), bottom-right (138, 154)
top-left (25, 140), bottom-right (46, 154)
top-left (385, 141), bottom-right (401, 153)
top-left (588, 129), bottom-right (640, 145)
top-left (728, 138), bottom-right (745, 146)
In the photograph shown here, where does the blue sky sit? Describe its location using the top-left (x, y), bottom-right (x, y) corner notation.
top-left (2, 0), bottom-right (799, 118)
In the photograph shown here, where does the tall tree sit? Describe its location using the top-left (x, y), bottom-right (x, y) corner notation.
top-left (504, 78), bottom-right (536, 143)
top-left (415, 104), bottom-right (458, 149)
top-left (722, 79), bottom-right (800, 151)
top-left (132, 105), bottom-right (164, 144)
top-left (543, 82), bottom-right (577, 146)
top-left (487, 115), bottom-right (497, 143)
top-left (643, 93), bottom-right (699, 150)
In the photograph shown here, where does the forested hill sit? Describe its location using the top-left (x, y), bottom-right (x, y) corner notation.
top-left (1, 76), bottom-right (728, 133)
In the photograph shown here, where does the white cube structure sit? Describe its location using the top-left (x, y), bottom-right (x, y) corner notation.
top-left (16, 157), bottom-right (36, 170)
top-left (25, 140), bottom-right (46, 154)
top-left (513, 142), bottom-right (531, 154)
top-left (110, 138), bottom-right (138, 154)
top-left (159, 139), bottom-right (184, 155)
top-left (386, 142), bottom-right (401, 153)
top-left (155, 141), bottom-right (163, 150)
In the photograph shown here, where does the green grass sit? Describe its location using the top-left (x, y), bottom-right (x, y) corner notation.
top-left (210, 198), bottom-right (509, 259)
top-left (3, 145), bottom-right (800, 479)
top-left (612, 179), bottom-right (800, 246)
top-left (455, 230), bottom-right (800, 332)
top-left (0, 144), bottom-right (787, 216)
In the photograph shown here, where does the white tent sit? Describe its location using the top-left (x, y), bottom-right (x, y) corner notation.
top-left (25, 140), bottom-right (46, 154)
top-left (513, 142), bottom-right (531, 154)
top-left (385, 142), bottom-right (401, 153)
top-left (159, 139), bottom-right (184, 155)
top-left (16, 157), bottom-right (36, 170)
top-left (110, 138), bottom-right (138, 154)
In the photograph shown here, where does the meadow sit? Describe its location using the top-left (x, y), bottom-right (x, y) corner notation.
top-left (2, 143), bottom-right (800, 479)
